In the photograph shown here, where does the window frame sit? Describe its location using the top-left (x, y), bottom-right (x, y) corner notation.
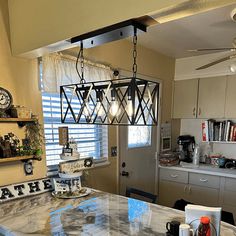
top-left (41, 90), bottom-right (108, 170)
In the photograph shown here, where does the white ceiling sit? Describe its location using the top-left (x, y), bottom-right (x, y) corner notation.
top-left (138, 3), bottom-right (236, 58)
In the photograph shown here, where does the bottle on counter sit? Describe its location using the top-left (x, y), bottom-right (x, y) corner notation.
top-left (193, 144), bottom-right (200, 166)
top-left (197, 216), bottom-right (211, 236)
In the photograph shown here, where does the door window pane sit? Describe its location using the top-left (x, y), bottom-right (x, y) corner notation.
top-left (128, 126), bottom-right (151, 148)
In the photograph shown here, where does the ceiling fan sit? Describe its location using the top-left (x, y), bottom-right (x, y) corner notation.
top-left (188, 8), bottom-right (236, 70)
top-left (188, 38), bottom-right (236, 70)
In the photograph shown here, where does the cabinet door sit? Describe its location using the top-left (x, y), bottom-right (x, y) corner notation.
top-left (198, 76), bottom-right (227, 118)
top-left (159, 180), bottom-right (187, 207)
top-left (225, 75), bottom-right (236, 118)
top-left (188, 185), bottom-right (219, 207)
top-left (172, 79), bottom-right (198, 118)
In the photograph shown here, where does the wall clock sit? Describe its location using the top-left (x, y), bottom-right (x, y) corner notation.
top-left (24, 160), bottom-right (33, 175)
top-left (0, 87), bottom-right (13, 111)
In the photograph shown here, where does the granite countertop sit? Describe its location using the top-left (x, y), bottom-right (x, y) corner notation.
top-left (159, 164), bottom-right (236, 178)
top-left (0, 190), bottom-right (235, 235)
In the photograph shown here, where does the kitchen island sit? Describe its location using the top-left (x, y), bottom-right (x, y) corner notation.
top-left (0, 190), bottom-right (235, 235)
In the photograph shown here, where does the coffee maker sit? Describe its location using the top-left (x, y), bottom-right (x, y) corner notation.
top-left (177, 135), bottom-right (195, 163)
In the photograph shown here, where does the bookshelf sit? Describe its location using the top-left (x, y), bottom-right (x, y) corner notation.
top-left (202, 119), bottom-right (236, 143)
top-left (202, 141), bottom-right (236, 144)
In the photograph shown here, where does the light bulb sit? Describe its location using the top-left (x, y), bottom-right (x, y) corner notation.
top-left (110, 100), bottom-right (120, 116)
top-left (82, 101), bottom-right (92, 122)
top-left (95, 102), bottom-right (105, 116)
top-left (126, 100), bottom-right (133, 117)
top-left (230, 64), bottom-right (236, 73)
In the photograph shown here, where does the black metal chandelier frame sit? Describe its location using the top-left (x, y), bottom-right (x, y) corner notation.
top-left (60, 20), bottom-right (160, 126)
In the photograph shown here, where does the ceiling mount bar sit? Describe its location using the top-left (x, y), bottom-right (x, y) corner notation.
top-left (70, 19), bottom-right (146, 48)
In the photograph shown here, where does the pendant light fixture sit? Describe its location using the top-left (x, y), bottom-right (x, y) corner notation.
top-left (60, 20), bottom-right (160, 126)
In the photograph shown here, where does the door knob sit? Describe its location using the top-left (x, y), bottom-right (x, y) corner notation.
top-left (121, 171), bottom-right (129, 177)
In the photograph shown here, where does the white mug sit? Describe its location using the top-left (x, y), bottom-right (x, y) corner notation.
top-left (179, 224), bottom-right (194, 236)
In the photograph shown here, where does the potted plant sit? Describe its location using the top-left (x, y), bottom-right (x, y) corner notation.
top-left (24, 118), bottom-right (44, 157)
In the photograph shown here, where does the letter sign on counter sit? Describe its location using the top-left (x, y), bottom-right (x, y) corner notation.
top-left (0, 178), bottom-right (53, 203)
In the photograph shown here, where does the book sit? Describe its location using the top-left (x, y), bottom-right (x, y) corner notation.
top-left (233, 125), bottom-right (236, 141)
top-left (226, 120), bottom-right (231, 141)
top-left (230, 125), bottom-right (234, 141)
top-left (202, 121), bottom-right (208, 141)
top-left (219, 122), bottom-right (222, 141)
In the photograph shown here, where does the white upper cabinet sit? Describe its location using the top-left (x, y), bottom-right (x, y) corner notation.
top-left (172, 79), bottom-right (199, 119)
top-left (172, 76), bottom-right (232, 119)
top-left (197, 76), bottom-right (227, 119)
top-left (225, 75), bottom-right (236, 119)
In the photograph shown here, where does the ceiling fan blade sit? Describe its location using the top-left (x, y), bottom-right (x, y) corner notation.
top-left (196, 55), bottom-right (234, 70)
top-left (188, 48), bottom-right (236, 52)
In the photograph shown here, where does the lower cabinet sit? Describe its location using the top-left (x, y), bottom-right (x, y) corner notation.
top-left (159, 180), bottom-right (219, 208)
top-left (220, 177), bottom-right (236, 221)
top-left (159, 168), bottom-right (221, 208)
top-left (159, 180), bottom-right (187, 207)
top-left (188, 185), bottom-right (219, 206)
top-left (159, 168), bottom-right (236, 223)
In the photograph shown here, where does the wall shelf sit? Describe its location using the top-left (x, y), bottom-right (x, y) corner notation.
top-left (0, 118), bottom-right (35, 122)
top-left (0, 155), bottom-right (41, 164)
top-left (202, 141), bottom-right (236, 144)
top-left (0, 118), bottom-right (35, 127)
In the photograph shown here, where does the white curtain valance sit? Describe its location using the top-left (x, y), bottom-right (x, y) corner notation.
top-left (42, 53), bottom-right (113, 93)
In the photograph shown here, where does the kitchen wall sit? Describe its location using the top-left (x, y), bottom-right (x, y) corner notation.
top-left (174, 52), bottom-right (236, 159)
top-left (0, 0), bottom-right (175, 192)
top-left (0, 0), bottom-right (47, 186)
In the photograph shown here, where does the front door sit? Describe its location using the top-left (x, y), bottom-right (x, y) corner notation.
top-left (119, 71), bottom-right (161, 196)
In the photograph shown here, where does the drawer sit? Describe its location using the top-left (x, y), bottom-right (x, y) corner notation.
top-left (159, 168), bottom-right (188, 184)
top-left (189, 173), bottom-right (220, 189)
top-left (224, 178), bottom-right (236, 192)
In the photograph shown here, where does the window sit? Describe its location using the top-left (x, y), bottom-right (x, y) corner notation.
top-left (42, 92), bottom-right (108, 166)
top-left (128, 126), bottom-right (152, 148)
top-left (39, 57), bottom-right (108, 167)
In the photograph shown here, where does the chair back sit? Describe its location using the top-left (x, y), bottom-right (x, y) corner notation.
top-left (126, 187), bottom-right (157, 203)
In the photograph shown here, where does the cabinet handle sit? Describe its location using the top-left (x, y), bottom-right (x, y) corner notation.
top-left (170, 174), bottom-right (178, 178)
top-left (189, 186), bottom-right (191, 193)
top-left (184, 185), bottom-right (187, 192)
top-left (192, 107), bottom-right (196, 117)
top-left (198, 107), bottom-right (201, 116)
top-left (199, 178), bottom-right (208, 182)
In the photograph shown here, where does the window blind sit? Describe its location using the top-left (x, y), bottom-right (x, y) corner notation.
top-left (42, 92), bottom-right (108, 166)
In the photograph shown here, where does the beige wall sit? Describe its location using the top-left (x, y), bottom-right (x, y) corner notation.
top-left (0, 0), bottom-right (47, 186)
top-left (0, 0), bottom-right (175, 192)
top-left (7, 0), bottom-right (187, 56)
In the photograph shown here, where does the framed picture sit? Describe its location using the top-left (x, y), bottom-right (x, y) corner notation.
top-left (161, 136), bottom-right (171, 152)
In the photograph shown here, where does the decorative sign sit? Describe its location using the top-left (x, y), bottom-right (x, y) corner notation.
top-left (53, 178), bottom-right (81, 192)
top-left (0, 178), bottom-right (53, 203)
top-left (58, 126), bottom-right (69, 146)
top-left (59, 157), bottom-right (93, 174)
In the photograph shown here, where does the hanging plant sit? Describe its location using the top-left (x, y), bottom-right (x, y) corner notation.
top-left (24, 118), bottom-right (44, 157)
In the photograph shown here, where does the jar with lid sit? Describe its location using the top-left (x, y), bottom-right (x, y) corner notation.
top-left (197, 216), bottom-right (211, 236)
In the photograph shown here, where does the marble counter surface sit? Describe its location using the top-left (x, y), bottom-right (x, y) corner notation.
top-left (159, 164), bottom-right (236, 178)
top-left (0, 190), bottom-right (235, 235)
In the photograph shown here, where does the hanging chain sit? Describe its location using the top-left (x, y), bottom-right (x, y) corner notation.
top-left (132, 27), bottom-right (137, 78)
top-left (80, 41), bottom-right (85, 84)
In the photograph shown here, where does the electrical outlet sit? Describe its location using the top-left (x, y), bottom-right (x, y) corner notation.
top-left (111, 146), bottom-right (117, 157)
